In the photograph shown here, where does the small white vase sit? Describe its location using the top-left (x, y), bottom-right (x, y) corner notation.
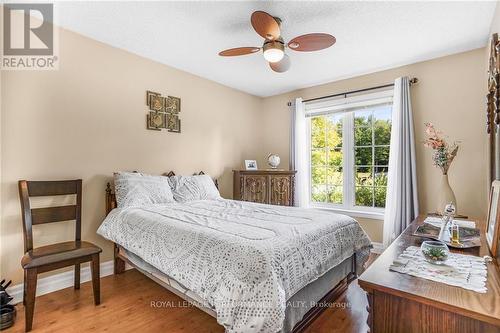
top-left (436, 173), bottom-right (457, 215)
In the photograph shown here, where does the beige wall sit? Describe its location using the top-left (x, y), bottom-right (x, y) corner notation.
top-left (261, 48), bottom-right (488, 242)
top-left (491, 2), bottom-right (500, 35)
top-left (0, 27), bottom-right (267, 285)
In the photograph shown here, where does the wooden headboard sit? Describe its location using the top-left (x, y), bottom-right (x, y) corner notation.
top-left (105, 171), bottom-right (218, 215)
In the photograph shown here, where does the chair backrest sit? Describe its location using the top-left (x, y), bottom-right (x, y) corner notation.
top-left (18, 179), bottom-right (82, 253)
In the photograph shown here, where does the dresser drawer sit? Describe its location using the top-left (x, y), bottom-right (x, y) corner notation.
top-left (241, 175), bottom-right (268, 204)
top-left (233, 170), bottom-right (296, 206)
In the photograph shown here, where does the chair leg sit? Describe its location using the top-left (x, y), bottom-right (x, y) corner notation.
top-left (90, 254), bottom-right (100, 305)
top-left (74, 263), bottom-right (80, 290)
top-left (25, 268), bottom-right (37, 332)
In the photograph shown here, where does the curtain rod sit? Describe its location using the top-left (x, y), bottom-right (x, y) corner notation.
top-left (297, 77), bottom-right (419, 104)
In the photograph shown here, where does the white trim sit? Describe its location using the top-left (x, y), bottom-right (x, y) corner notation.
top-left (371, 242), bottom-right (385, 254)
top-left (6, 260), bottom-right (132, 305)
top-left (305, 97), bottom-right (393, 118)
top-left (304, 89), bottom-right (394, 115)
top-left (310, 204), bottom-right (385, 220)
top-left (344, 111), bottom-right (354, 206)
top-left (306, 87), bottom-right (394, 215)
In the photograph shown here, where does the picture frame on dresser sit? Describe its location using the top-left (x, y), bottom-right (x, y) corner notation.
top-left (487, 180), bottom-right (500, 257)
top-left (244, 160), bottom-right (258, 170)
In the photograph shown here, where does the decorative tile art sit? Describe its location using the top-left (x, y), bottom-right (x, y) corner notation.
top-left (166, 113), bottom-right (181, 133)
top-left (165, 96), bottom-right (180, 114)
top-left (146, 90), bottom-right (181, 133)
top-left (147, 112), bottom-right (166, 131)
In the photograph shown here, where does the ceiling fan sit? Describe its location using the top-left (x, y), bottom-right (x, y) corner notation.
top-left (218, 11), bottom-right (336, 73)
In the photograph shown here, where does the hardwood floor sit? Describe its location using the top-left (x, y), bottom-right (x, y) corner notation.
top-left (7, 256), bottom-right (377, 333)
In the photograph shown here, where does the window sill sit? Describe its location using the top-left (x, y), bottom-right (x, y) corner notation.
top-left (309, 204), bottom-right (385, 221)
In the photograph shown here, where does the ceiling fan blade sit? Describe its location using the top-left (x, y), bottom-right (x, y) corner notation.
top-left (269, 54), bottom-right (290, 73)
top-left (288, 33), bottom-right (336, 52)
top-left (218, 47), bottom-right (261, 57)
top-left (251, 11), bottom-right (280, 40)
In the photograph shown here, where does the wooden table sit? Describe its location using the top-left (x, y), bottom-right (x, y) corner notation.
top-left (358, 216), bottom-right (500, 333)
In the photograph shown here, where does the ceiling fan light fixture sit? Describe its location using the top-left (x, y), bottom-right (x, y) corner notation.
top-left (218, 11), bottom-right (336, 73)
top-left (263, 40), bottom-right (285, 63)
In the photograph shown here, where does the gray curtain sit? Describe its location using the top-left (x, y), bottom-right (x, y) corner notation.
top-left (383, 77), bottom-right (419, 247)
top-left (289, 101), bottom-right (296, 171)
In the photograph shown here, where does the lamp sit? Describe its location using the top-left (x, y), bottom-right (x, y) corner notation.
top-left (263, 40), bottom-right (285, 63)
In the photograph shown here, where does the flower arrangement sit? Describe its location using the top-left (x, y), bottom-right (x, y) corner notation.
top-left (423, 123), bottom-right (459, 175)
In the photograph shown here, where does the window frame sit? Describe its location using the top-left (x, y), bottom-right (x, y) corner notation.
top-left (305, 90), bottom-right (393, 220)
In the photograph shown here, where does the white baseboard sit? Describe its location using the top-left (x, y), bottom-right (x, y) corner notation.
top-left (371, 242), bottom-right (385, 254)
top-left (7, 260), bottom-right (125, 305)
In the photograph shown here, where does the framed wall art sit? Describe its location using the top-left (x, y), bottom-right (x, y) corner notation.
top-left (487, 180), bottom-right (500, 257)
top-left (145, 91), bottom-right (181, 133)
top-left (487, 33), bottom-right (500, 187)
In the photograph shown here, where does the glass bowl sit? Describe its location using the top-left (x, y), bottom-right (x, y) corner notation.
top-left (421, 240), bottom-right (449, 265)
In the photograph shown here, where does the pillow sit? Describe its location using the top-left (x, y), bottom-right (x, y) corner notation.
top-left (114, 172), bottom-right (174, 208)
top-left (168, 175), bottom-right (220, 202)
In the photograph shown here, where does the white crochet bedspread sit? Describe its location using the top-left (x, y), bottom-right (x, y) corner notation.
top-left (97, 199), bottom-right (372, 333)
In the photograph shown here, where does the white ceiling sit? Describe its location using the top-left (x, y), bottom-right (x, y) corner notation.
top-left (50, 1), bottom-right (496, 97)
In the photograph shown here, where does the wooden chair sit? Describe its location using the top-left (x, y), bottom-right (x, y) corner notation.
top-left (18, 179), bottom-right (102, 332)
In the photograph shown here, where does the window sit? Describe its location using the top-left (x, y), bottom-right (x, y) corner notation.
top-left (307, 91), bottom-right (392, 217)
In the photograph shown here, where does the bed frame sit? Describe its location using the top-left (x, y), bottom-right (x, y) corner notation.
top-left (105, 171), bottom-right (357, 333)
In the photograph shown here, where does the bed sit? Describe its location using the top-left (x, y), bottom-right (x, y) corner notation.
top-left (98, 172), bottom-right (372, 333)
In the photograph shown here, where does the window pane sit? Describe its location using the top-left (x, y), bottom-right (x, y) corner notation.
top-left (374, 167), bottom-right (388, 186)
top-left (354, 109), bottom-right (373, 127)
top-left (355, 186), bottom-right (373, 207)
top-left (327, 167), bottom-right (343, 185)
top-left (373, 105), bottom-right (392, 145)
top-left (373, 105), bottom-right (392, 123)
top-left (374, 124), bottom-right (391, 145)
top-left (355, 147), bottom-right (372, 166)
top-left (312, 185), bottom-right (327, 202)
top-left (311, 149), bottom-right (327, 166)
top-left (374, 146), bottom-right (390, 166)
top-left (328, 186), bottom-right (343, 204)
top-left (326, 114), bottom-right (342, 148)
top-left (375, 187), bottom-right (387, 208)
top-left (324, 113), bottom-right (344, 130)
top-left (309, 104), bottom-right (392, 209)
top-left (327, 130), bottom-right (342, 148)
top-left (355, 166), bottom-right (373, 186)
top-left (328, 149), bottom-right (343, 167)
top-left (354, 126), bottom-right (372, 146)
top-left (311, 167), bottom-right (327, 185)
top-left (311, 117), bottom-right (325, 148)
